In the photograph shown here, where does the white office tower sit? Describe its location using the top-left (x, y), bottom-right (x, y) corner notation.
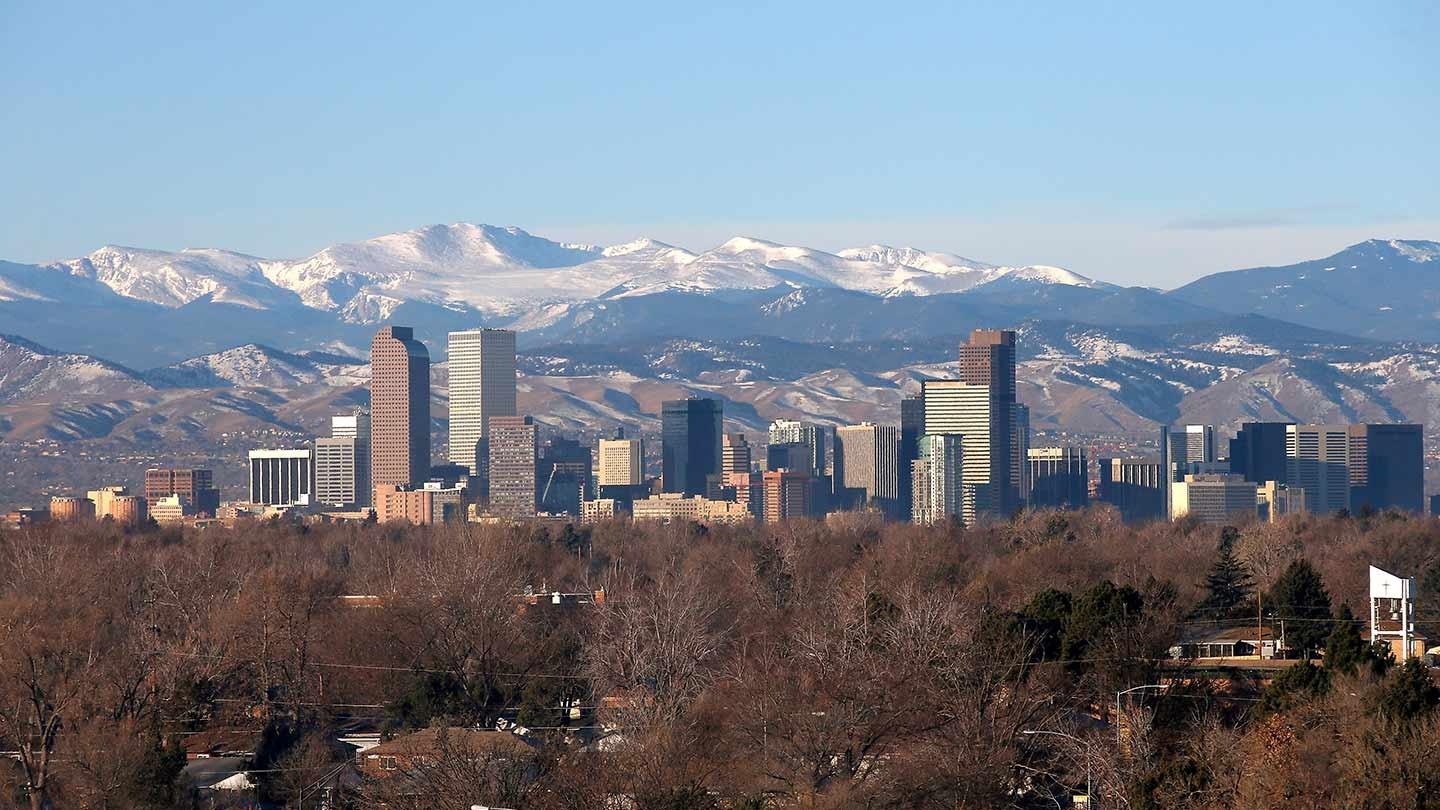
top-left (318, 408), bottom-right (371, 508)
top-left (922, 379), bottom-right (995, 526)
top-left (1286, 424), bottom-right (1350, 514)
top-left (331, 409), bottom-right (371, 440)
top-left (447, 329), bottom-right (518, 477)
top-left (913, 434), bottom-right (963, 525)
top-left (597, 437), bottom-right (644, 487)
top-left (316, 437), bottom-right (369, 508)
top-left (248, 448), bottom-right (315, 506)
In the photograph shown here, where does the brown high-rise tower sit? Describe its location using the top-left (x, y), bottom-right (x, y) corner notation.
top-left (370, 326), bottom-right (431, 496)
top-left (957, 329), bottom-right (1018, 513)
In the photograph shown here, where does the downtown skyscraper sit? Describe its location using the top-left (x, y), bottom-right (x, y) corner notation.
top-left (662, 398), bottom-right (723, 496)
top-left (956, 329), bottom-right (1019, 513)
top-left (447, 328), bottom-right (517, 478)
top-left (370, 326), bottom-right (431, 494)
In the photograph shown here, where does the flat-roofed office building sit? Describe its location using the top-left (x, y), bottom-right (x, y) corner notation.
top-left (834, 423), bottom-right (900, 514)
top-left (1027, 446), bottom-right (1089, 509)
top-left (913, 433), bottom-right (963, 525)
top-left (144, 468), bottom-right (220, 517)
top-left (249, 448), bottom-right (315, 506)
top-left (598, 437), bottom-right (644, 487)
top-left (447, 328), bottom-right (517, 477)
top-left (1097, 457), bottom-right (1164, 523)
top-left (1348, 423), bottom-right (1424, 513)
top-left (922, 379), bottom-right (995, 526)
top-left (663, 399), bottom-right (723, 496)
top-left (488, 416), bottom-right (538, 519)
top-left (316, 437), bottom-right (369, 508)
top-left (1286, 424), bottom-right (1350, 515)
top-left (1170, 474), bottom-right (1257, 524)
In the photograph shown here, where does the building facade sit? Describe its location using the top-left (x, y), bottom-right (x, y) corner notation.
top-left (662, 398), bottom-right (723, 496)
top-left (86, 486), bottom-right (127, 519)
top-left (598, 437), bottom-right (644, 487)
top-left (447, 328), bottom-right (517, 477)
top-left (1286, 424), bottom-right (1351, 515)
top-left (833, 423), bottom-right (900, 514)
top-left (487, 416), bottom-right (537, 519)
top-left (1170, 474), bottom-right (1257, 524)
top-left (539, 437), bottom-right (590, 516)
top-left (1348, 423), bottom-right (1423, 513)
top-left (1257, 480), bottom-right (1306, 522)
top-left (1096, 457), bottom-right (1165, 523)
top-left (315, 437), bottom-right (369, 508)
top-left (374, 483), bottom-right (463, 525)
top-left (143, 468), bottom-right (219, 517)
top-left (722, 433), bottom-right (752, 476)
top-left (370, 326), bottom-right (431, 495)
top-left (762, 469), bottom-right (811, 524)
top-left (1229, 422), bottom-right (1291, 485)
top-left (957, 329), bottom-right (1018, 513)
top-left (1027, 446), bottom-right (1089, 509)
top-left (767, 419), bottom-right (827, 478)
top-left (899, 394), bottom-right (924, 523)
top-left (922, 379), bottom-right (995, 526)
top-left (49, 496), bottom-right (95, 522)
top-left (248, 449), bottom-right (315, 506)
top-left (913, 433), bottom-right (963, 525)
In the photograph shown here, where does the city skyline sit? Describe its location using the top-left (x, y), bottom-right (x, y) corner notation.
top-left (4, 317), bottom-right (1432, 527)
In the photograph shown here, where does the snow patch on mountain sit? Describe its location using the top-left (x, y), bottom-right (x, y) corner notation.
top-left (144, 344), bottom-right (367, 389)
top-left (55, 246), bottom-right (294, 309)
top-left (0, 335), bottom-right (149, 404)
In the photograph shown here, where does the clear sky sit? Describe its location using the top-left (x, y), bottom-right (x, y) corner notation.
top-left (3, 1), bottom-right (1436, 287)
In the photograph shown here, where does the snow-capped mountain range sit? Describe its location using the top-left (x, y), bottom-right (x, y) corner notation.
top-left (28, 223), bottom-right (1107, 323)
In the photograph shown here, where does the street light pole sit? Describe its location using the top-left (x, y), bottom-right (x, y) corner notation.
top-left (1115, 684), bottom-right (1167, 750)
top-left (1022, 729), bottom-right (1094, 809)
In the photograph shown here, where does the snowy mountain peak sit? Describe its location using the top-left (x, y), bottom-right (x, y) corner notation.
top-left (837, 245), bottom-right (996, 274)
top-left (601, 238), bottom-right (686, 258)
top-left (1382, 239), bottom-right (1440, 263)
top-left (17, 222), bottom-right (1117, 325)
top-left (55, 245), bottom-right (292, 309)
top-left (717, 236), bottom-right (787, 253)
top-left (1003, 264), bottom-right (1103, 287)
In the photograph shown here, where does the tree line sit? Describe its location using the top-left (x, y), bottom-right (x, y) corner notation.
top-left (1, 506), bottom-right (1438, 809)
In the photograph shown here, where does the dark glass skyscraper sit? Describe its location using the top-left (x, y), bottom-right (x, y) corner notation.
top-left (1229, 422), bottom-right (1292, 484)
top-left (661, 398), bottom-right (723, 496)
top-left (1349, 423), bottom-right (1423, 513)
top-left (899, 394), bottom-right (924, 522)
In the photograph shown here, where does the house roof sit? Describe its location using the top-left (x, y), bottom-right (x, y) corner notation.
top-left (1179, 625), bottom-right (1278, 645)
top-left (363, 727), bottom-right (537, 760)
top-left (179, 728), bottom-right (262, 757)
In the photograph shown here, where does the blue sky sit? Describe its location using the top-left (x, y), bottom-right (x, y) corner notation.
top-left (2, 1), bottom-right (1436, 286)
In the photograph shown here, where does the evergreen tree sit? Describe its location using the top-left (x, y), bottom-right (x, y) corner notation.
top-left (1194, 530), bottom-right (1253, 619)
top-left (1375, 658), bottom-right (1440, 722)
top-left (1258, 661), bottom-right (1331, 716)
top-left (1059, 581), bottom-right (1143, 667)
top-left (1018, 588), bottom-right (1072, 662)
top-left (1322, 604), bottom-right (1371, 675)
top-left (1266, 558), bottom-right (1332, 657)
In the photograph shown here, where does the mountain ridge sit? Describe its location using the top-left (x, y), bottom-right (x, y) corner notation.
top-left (12, 222), bottom-right (1112, 324)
